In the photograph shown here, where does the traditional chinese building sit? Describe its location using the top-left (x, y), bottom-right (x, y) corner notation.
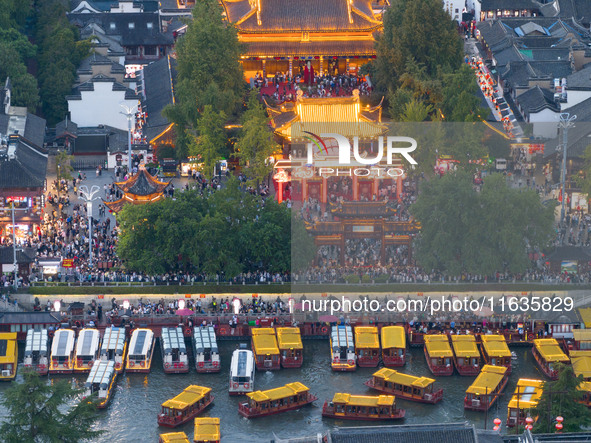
top-left (104, 165), bottom-right (170, 212)
top-left (221, 0), bottom-right (382, 78)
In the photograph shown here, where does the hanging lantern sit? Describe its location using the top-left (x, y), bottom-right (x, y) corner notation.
top-left (555, 423), bottom-right (563, 431)
top-left (493, 425), bottom-right (499, 431)
top-left (525, 417), bottom-right (534, 425)
top-left (525, 424), bottom-right (533, 431)
top-left (493, 418), bottom-right (502, 426)
top-left (556, 416), bottom-right (564, 423)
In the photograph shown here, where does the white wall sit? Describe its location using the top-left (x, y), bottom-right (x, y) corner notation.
top-left (68, 82), bottom-right (136, 131)
top-left (444, 0), bottom-right (465, 22)
top-left (560, 90), bottom-right (591, 110)
top-left (529, 109), bottom-right (560, 138)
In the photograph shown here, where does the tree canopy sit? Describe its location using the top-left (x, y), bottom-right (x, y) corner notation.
top-left (410, 171), bottom-right (554, 275)
top-left (117, 180), bottom-right (310, 276)
top-left (0, 369), bottom-right (104, 443)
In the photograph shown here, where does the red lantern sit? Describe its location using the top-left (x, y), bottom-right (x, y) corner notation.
top-left (525, 424), bottom-right (533, 431)
top-left (556, 416), bottom-right (564, 423)
top-left (493, 418), bottom-right (501, 426)
top-left (525, 417), bottom-right (534, 425)
top-left (493, 425), bottom-right (499, 431)
top-left (555, 423), bottom-right (563, 431)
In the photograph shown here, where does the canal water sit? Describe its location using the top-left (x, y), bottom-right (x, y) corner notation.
top-left (0, 340), bottom-right (541, 443)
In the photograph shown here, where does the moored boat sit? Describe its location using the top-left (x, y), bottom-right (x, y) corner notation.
top-left (321, 393), bottom-right (405, 421)
top-left (161, 327), bottom-right (189, 374)
top-left (364, 368), bottom-right (443, 404)
top-left (126, 328), bottom-right (155, 373)
top-left (0, 332), bottom-right (17, 381)
top-left (229, 345), bottom-right (255, 395)
top-left (532, 338), bottom-right (569, 380)
top-left (24, 329), bottom-right (49, 375)
top-left (238, 382), bottom-right (317, 418)
top-left (157, 385), bottom-right (214, 428)
top-left (578, 381), bottom-right (591, 408)
top-left (381, 326), bottom-right (406, 367)
top-left (194, 417), bottom-right (220, 443)
top-left (158, 432), bottom-right (190, 443)
top-left (276, 327), bottom-right (303, 368)
top-left (74, 328), bottom-right (101, 373)
top-left (355, 326), bottom-right (380, 368)
top-left (83, 360), bottom-right (117, 408)
top-left (570, 350), bottom-right (591, 380)
top-left (100, 326), bottom-right (127, 373)
top-left (330, 325), bottom-right (356, 371)
top-left (481, 335), bottom-right (512, 373)
top-left (49, 329), bottom-right (76, 374)
top-left (506, 378), bottom-right (544, 427)
top-left (251, 328), bottom-right (280, 370)
top-left (451, 335), bottom-right (480, 376)
top-left (193, 326), bottom-right (220, 373)
top-left (464, 365), bottom-right (509, 411)
top-left (423, 335), bottom-right (453, 376)
top-left (573, 329), bottom-right (591, 351)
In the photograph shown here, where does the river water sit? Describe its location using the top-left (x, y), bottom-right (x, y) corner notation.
top-left (0, 340), bottom-right (542, 443)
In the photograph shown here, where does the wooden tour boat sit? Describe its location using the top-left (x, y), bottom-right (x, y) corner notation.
top-left (161, 327), bottom-right (189, 374)
top-left (74, 328), bottom-right (101, 373)
top-left (24, 329), bottom-right (49, 375)
top-left (573, 329), bottom-right (591, 351)
top-left (158, 432), bottom-right (190, 443)
top-left (506, 378), bottom-right (544, 427)
top-left (322, 393), bottom-right (405, 421)
top-left (570, 350), bottom-right (591, 380)
top-left (193, 326), bottom-right (220, 373)
top-left (49, 329), bottom-right (76, 374)
top-left (423, 335), bottom-right (453, 376)
top-left (481, 334), bottom-right (512, 373)
top-left (251, 328), bottom-right (280, 370)
top-left (100, 326), bottom-right (127, 373)
top-left (126, 328), bottom-right (155, 373)
top-left (355, 326), bottom-right (380, 368)
top-left (229, 346), bottom-right (255, 395)
top-left (451, 335), bottom-right (480, 376)
top-left (330, 325), bottom-right (356, 371)
top-left (464, 365), bottom-right (509, 411)
top-left (0, 332), bottom-right (17, 381)
top-left (276, 327), bottom-right (303, 368)
top-left (157, 385), bottom-right (214, 428)
top-left (532, 338), bottom-right (569, 380)
top-left (381, 326), bottom-right (406, 367)
top-left (194, 417), bottom-right (220, 443)
top-left (83, 360), bottom-right (117, 408)
top-left (238, 382), bottom-right (317, 418)
top-left (578, 381), bottom-right (591, 408)
top-left (365, 368), bottom-right (443, 404)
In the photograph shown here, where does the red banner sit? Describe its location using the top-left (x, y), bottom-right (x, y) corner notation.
top-left (62, 259), bottom-right (74, 268)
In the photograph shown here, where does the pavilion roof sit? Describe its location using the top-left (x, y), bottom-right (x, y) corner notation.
top-left (103, 191), bottom-right (166, 213)
top-left (114, 167), bottom-right (170, 195)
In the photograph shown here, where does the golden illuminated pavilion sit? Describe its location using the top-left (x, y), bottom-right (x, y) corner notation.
top-left (104, 166), bottom-right (170, 213)
top-left (221, 0), bottom-right (383, 78)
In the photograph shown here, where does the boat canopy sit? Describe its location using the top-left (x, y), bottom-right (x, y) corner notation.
top-left (161, 385), bottom-right (211, 411)
top-left (507, 379), bottom-right (544, 409)
top-left (230, 349), bottom-right (254, 378)
top-left (161, 327), bottom-right (186, 354)
top-left (276, 327), bottom-right (303, 350)
top-left (533, 339), bottom-right (569, 362)
top-left (570, 351), bottom-right (591, 379)
top-left (481, 335), bottom-right (511, 358)
top-left (381, 326), bottom-right (405, 349)
top-left (84, 360), bottom-right (115, 389)
top-left (0, 332), bottom-right (17, 364)
top-left (573, 329), bottom-right (591, 347)
top-left (129, 329), bottom-right (154, 357)
top-left (579, 381), bottom-right (591, 393)
top-left (193, 326), bottom-right (218, 353)
top-left (51, 329), bottom-right (75, 357)
top-left (247, 382), bottom-right (309, 403)
top-left (252, 328), bottom-right (279, 355)
top-left (331, 326), bottom-right (354, 352)
top-left (194, 417), bottom-right (220, 442)
top-left (332, 393), bottom-right (395, 407)
top-left (580, 308), bottom-right (591, 328)
top-left (159, 432), bottom-right (190, 443)
top-left (372, 367), bottom-right (435, 388)
top-left (355, 327), bottom-right (379, 349)
top-left (465, 365), bottom-right (507, 395)
top-left (101, 327), bottom-right (126, 356)
top-left (76, 329), bottom-right (100, 357)
top-left (25, 330), bottom-right (48, 357)
top-left (451, 335), bottom-right (479, 358)
top-left (424, 335), bottom-right (453, 358)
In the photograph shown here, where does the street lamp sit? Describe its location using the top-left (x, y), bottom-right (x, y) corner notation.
top-left (178, 299), bottom-right (186, 310)
top-left (120, 104), bottom-right (138, 174)
top-left (53, 300), bottom-right (61, 312)
top-left (78, 185), bottom-right (101, 268)
top-left (232, 297), bottom-right (241, 315)
top-left (558, 113), bottom-right (576, 237)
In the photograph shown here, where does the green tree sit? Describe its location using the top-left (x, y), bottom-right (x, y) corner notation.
top-left (410, 170), bottom-right (554, 275)
top-left (533, 364), bottom-right (591, 433)
top-left (440, 65), bottom-right (488, 122)
top-left (0, 369), bottom-right (104, 443)
top-left (234, 92), bottom-right (279, 184)
top-left (189, 105), bottom-right (227, 179)
top-left (400, 99), bottom-right (433, 122)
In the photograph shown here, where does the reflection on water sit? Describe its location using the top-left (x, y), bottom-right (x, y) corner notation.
top-left (0, 341), bottom-right (541, 443)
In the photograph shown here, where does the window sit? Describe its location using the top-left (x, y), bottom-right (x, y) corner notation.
top-left (128, 22), bottom-right (135, 29)
top-left (110, 22), bottom-right (116, 30)
top-left (147, 22), bottom-right (153, 29)
top-left (455, 8), bottom-right (459, 13)
top-left (144, 46), bottom-right (156, 56)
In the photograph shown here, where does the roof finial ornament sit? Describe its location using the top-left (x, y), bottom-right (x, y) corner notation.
top-left (256, 0), bottom-right (261, 25)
